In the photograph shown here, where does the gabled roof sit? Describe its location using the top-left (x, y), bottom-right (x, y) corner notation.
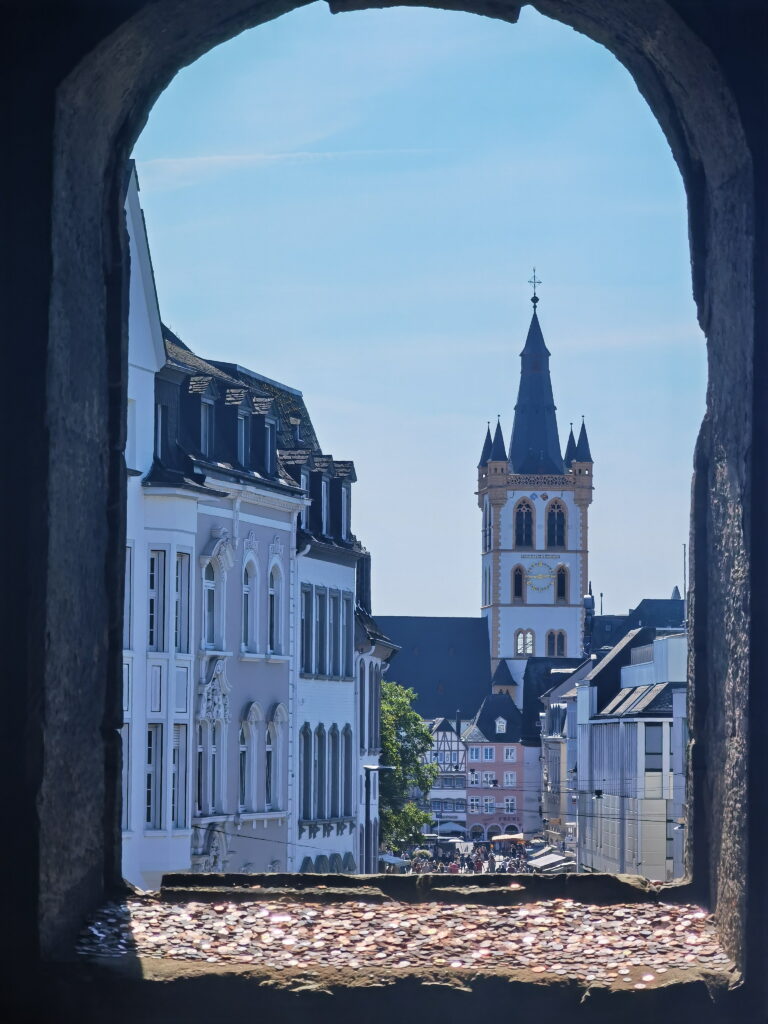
top-left (491, 659), bottom-right (516, 690)
top-left (374, 616), bottom-right (491, 720)
top-left (509, 310), bottom-right (565, 476)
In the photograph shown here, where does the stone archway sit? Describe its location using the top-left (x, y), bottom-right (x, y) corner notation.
top-left (10, 0), bottom-right (762, 991)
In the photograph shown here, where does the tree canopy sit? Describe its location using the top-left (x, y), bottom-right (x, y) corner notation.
top-left (378, 680), bottom-right (438, 848)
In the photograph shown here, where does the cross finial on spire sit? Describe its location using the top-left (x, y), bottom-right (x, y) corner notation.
top-left (528, 267), bottom-right (541, 310)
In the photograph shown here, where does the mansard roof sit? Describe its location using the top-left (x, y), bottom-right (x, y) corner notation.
top-left (464, 691), bottom-right (523, 743)
top-left (509, 310), bottom-right (565, 476)
top-left (374, 616), bottom-right (491, 721)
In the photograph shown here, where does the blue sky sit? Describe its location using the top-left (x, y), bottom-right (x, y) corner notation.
top-left (133, 1), bottom-right (706, 617)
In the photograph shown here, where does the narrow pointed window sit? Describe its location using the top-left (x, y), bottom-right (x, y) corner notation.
top-left (547, 501), bottom-right (566, 548)
top-left (238, 726), bottom-right (248, 810)
top-left (513, 566), bottom-right (525, 603)
top-left (515, 500), bottom-right (534, 548)
top-left (556, 565), bottom-right (568, 604)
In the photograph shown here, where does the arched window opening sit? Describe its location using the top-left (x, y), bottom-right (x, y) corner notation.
top-left (203, 562), bottom-right (216, 648)
top-left (515, 629), bottom-right (534, 657)
top-left (513, 565), bottom-right (525, 603)
top-left (367, 662), bottom-right (376, 754)
top-left (329, 725), bottom-right (340, 818)
top-left (300, 724), bottom-right (312, 821)
top-left (359, 662), bottom-right (367, 751)
top-left (210, 722), bottom-right (220, 813)
top-left (314, 725), bottom-right (327, 820)
top-left (556, 565), bottom-right (568, 603)
top-left (515, 500), bottom-right (534, 548)
top-left (342, 725), bottom-right (353, 817)
top-left (195, 723), bottom-right (205, 816)
top-left (265, 724), bottom-right (274, 810)
top-left (241, 563), bottom-right (256, 650)
top-left (547, 500), bottom-right (567, 549)
top-left (238, 726), bottom-right (248, 810)
top-left (546, 630), bottom-right (567, 657)
top-left (268, 567), bottom-right (281, 654)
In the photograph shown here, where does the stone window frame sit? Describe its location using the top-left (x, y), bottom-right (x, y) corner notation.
top-left (513, 498), bottom-right (535, 549)
top-left (16, 0), bottom-right (763, 1008)
top-left (545, 498), bottom-right (567, 549)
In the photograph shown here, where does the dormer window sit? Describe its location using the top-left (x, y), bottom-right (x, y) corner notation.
top-left (237, 412), bottom-right (249, 467)
top-left (495, 717), bottom-right (506, 734)
top-left (201, 399), bottom-right (214, 458)
top-left (264, 419), bottom-right (276, 475)
top-left (300, 469), bottom-right (309, 529)
top-left (155, 403), bottom-right (167, 462)
top-left (321, 478), bottom-right (329, 534)
top-left (341, 485), bottom-right (350, 540)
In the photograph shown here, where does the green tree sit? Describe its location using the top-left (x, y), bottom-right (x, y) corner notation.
top-left (378, 680), bottom-right (439, 849)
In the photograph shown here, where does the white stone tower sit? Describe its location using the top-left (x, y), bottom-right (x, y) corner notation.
top-left (477, 284), bottom-right (593, 700)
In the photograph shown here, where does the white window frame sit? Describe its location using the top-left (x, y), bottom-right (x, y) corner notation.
top-left (268, 565), bottom-right (282, 654)
top-left (504, 746), bottom-right (518, 763)
top-left (321, 477), bottom-right (329, 534)
top-left (469, 797), bottom-right (481, 813)
top-left (341, 485), bottom-right (350, 540)
top-left (503, 771), bottom-right (517, 787)
top-left (155, 402), bottom-right (167, 461)
top-left (301, 585), bottom-right (313, 674)
top-left (265, 724), bottom-right (275, 810)
top-left (495, 717), bottom-right (506, 734)
top-left (342, 594), bottom-right (353, 677)
top-left (237, 411), bottom-right (249, 466)
top-left (300, 469), bottom-right (309, 529)
top-left (123, 545), bottom-right (133, 651)
top-left (329, 591), bottom-right (341, 677)
top-left (238, 725), bottom-right (248, 811)
top-left (241, 560), bottom-right (257, 652)
top-left (315, 588), bottom-right (327, 674)
top-left (482, 771), bottom-right (494, 787)
top-left (504, 796), bottom-right (517, 814)
top-left (121, 723), bottom-right (130, 831)
top-left (174, 551), bottom-right (190, 654)
top-left (147, 549), bottom-right (166, 652)
top-left (483, 797), bottom-right (496, 814)
top-left (201, 398), bottom-right (214, 458)
top-left (264, 419), bottom-right (276, 474)
top-left (483, 746), bottom-right (495, 761)
top-left (469, 746), bottom-right (481, 762)
top-left (171, 724), bottom-right (187, 829)
top-left (203, 561), bottom-right (216, 649)
top-left (145, 724), bottom-right (163, 829)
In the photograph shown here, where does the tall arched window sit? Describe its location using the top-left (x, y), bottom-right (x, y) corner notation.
top-left (547, 500), bottom-right (567, 549)
top-left (265, 724), bottom-right (274, 810)
top-left (367, 663), bottom-right (376, 754)
top-left (300, 723), bottom-right (312, 820)
top-left (268, 566), bottom-right (281, 654)
top-left (329, 725), bottom-right (340, 818)
top-left (195, 723), bottom-right (205, 815)
top-left (203, 562), bottom-right (216, 648)
top-left (359, 662), bottom-right (366, 751)
top-left (241, 563), bottom-right (257, 650)
top-left (482, 500), bottom-right (492, 552)
top-left (314, 725), bottom-right (327, 820)
top-left (210, 722), bottom-right (220, 813)
top-left (342, 725), bottom-right (353, 817)
top-left (556, 565), bottom-right (568, 604)
top-left (514, 629), bottom-right (535, 656)
top-left (513, 566), bottom-right (525, 603)
top-left (515, 500), bottom-right (534, 548)
top-left (238, 726), bottom-right (247, 810)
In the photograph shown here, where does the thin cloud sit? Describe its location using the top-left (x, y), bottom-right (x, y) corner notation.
top-left (137, 148), bottom-right (439, 191)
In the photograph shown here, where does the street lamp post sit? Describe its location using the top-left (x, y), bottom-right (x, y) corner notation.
top-left (363, 764), bottom-right (395, 873)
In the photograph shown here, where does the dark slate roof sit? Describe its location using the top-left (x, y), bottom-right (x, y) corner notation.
top-left (585, 627), bottom-right (657, 714)
top-left (574, 419), bottom-right (592, 462)
top-left (509, 310), bottom-right (565, 475)
top-left (162, 326), bottom-right (243, 388)
top-left (491, 659), bottom-right (517, 690)
top-left (355, 604), bottom-right (398, 655)
top-left (597, 681), bottom-right (682, 719)
top-left (374, 616), bottom-right (491, 720)
top-left (489, 419), bottom-right (508, 461)
top-left (564, 426), bottom-right (577, 466)
top-left (464, 691), bottom-right (523, 743)
top-left (587, 599), bottom-right (685, 651)
top-left (520, 657), bottom-right (583, 745)
top-left (478, 426), bottom-right (493, 468)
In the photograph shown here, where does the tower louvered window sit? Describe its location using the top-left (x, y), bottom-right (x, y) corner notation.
top-left (515, 501), bottom-right (534, 548)
top-left (547, 501), bottom-right (566, 548)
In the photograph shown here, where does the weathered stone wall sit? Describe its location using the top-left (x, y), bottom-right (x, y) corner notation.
top-left (1, 0), bottom-right (765, 1018)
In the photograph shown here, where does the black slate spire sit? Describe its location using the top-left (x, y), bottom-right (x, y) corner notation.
top-left (575, 418), bottom-right (592, 462)
top-left (509, 307), bottom-right (564, 475)
top-left (564, 423), bottom-right (577, 466)
top-left (478, 423), bottom-right (493, 468)
top-left (489, 417), bottom-right (507, 461)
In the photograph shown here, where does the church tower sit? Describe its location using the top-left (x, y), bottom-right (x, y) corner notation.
top-left (478, 276), bottom-right (593, 697)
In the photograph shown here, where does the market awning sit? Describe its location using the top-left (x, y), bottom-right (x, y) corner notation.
top-left (379, 854), bottom-right (409, 865)
top-left (528, 852), bottom-right (568, 870)
top-left (490, 833), bottom-right (525, 843)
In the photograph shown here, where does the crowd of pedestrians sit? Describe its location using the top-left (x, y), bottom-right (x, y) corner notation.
top-left (405, 842), bottom-right (532, 875)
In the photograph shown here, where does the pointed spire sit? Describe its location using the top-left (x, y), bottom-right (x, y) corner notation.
top-left (509, 299), bottom-right (564, 475)
top-left (575, 417), bottom-right (593, 462)
top-left (489, 417), bottom-right (507, 461)
top-left (478, 423), bottom-right (493, 468)
top-left (671, 585), bottom-right (682, 601)
top-left (564, 422), bottom-right (577, 465)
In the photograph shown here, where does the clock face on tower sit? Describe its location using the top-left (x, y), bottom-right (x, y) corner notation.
top-left (527, 561), bottom-right (555, 592)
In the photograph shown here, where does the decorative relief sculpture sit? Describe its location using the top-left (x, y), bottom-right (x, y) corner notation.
top-left (243, 529), bottom-right (259, 556)
top-left (269, 535), bottom-right (284, 560)
top-left (197, 657), bottom-right (231, 724)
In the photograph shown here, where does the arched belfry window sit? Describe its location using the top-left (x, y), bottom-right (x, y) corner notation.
top-left (547, 500), bottom-right (567, 549)
top-left (547, 630), bottom-right (567, 657)
top-left (514, 629), bottom-right (534, 656)
top-left (515, 500), bottom-right (534, 548)
top-left (556, 565), bottom-right (568, 604)
top-left (513, 566), bottom-right (526, 603)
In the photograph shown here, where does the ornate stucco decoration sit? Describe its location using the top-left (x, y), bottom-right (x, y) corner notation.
top-left (269, 535), bottom-right (284, 560)
top-left (200, 525), bottom-right (236, 574)
top-left (243, 529), bottom-right (259, 557)
top-left (197, 657), bottom-right (231, 724)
